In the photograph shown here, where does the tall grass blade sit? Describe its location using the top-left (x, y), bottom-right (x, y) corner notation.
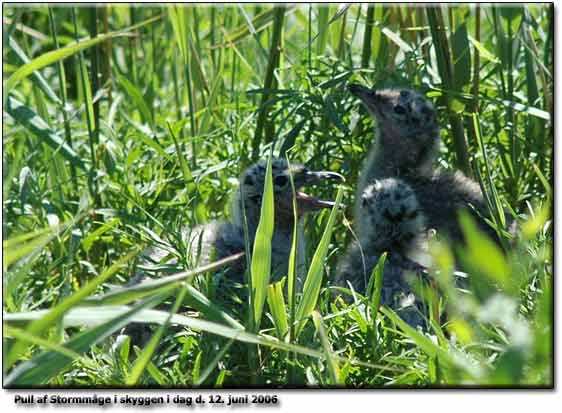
top-left (295, 186), bottom-right (343, 337)
top-left (118, 73), bottom-right (154, 129)
top-left (5, 304), bottom-right (395, 373)
top-left (361, 5), bottom-right (375, 68)
top-left (4, 96), bottom-right (85, 170)
top-left (214, 7), bottom-right (294, 49)
top-left (458, 212), bottom-right (511, 293)
top-left (249, 155), bottom-right (274, 330)
top-left (251, 6), bottom-right (286, 159)
top-left (315, 6), bottom-right (330, 56)
top-left (194, 339), bottom-right (234, 386)
top-left (451, 22), bottom-right (471, 90)
top-left (7, 36), bottom-right (62, 105)
top-left (5, 249), bottom-right (139, 368)
top-left (4, 14), bottom-right (162, 97)
top-left (426, 6), bottom-right (471, 175)
top-left (4, 325), bottom-right (88, 365)
top-left (126, 285), bottom-right (189, 385)
top-left (167, 121), bottom-right (195, 192)
top-left (267, 279), bottom-right (289, 339)
top-left (312, 311), bottom-right (341, 385)
top-left (368, 252), bottom-right (387, 328)
top-left (5, 293), bottom-right (167, 386)
top-left (3, 217), bottom-right (79, 269)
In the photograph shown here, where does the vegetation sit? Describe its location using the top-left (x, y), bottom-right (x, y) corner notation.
top-left (2, 4), bottom-right (552, 387)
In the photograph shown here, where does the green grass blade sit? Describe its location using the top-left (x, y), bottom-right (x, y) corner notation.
top-left (4, 325), bottom-right (88, 366)
top-left (126, 285), bottom-right (189, 385)
top-left (250, 155), bottom-right (274, 330)
top-left (117, 73), bottom-right (153, 128)
top-left (84, 253), bottom-right (245, 329)
top-left (81, 217), bottom-right (120, 252)
top-left (5, 304), bottom-right (398, 374)
top-left (426, 6), bottom-right (471, 175)
top-left (4, 96), bottom-right (85, 170)
top-left (5, 249), bottom-right (139, 368)
top-left (198, 56), bottom-right (224, 135)
top-left (316, 6), bottom-right (330, 56)
top-left (167, 6), bottom-right (189, 62)
top-left (4, 14), bottom-right (162, 97)
top-left (7, 36), bottom-right (62, 105)
top-left (458, 212), bottom-right (511, 293)
top-left (215, 6), bottom-right (294, 48)
top-left (368, 252), bottom-right (387, 322)
top-left (472, 113), bottom-right (507, 229)
top-left (5, 293), bottom-right (166, 386)
top-left (251, 6), bottom-right (286, 159)
top-left (295, 185), bottom-right (343, 337)
top-left (3, 220), bottom-right (71, 269)
top-left (194, 339), bottom-right (235, 386)
top-left (267, 279), bottom-right (289, 339)
top-left (451, 22), bottom-right (471, 90)
top-left (381, 307), bottom-right (455, 365)
top-left (360, 5), bottom-right (375, 68)
top-left (312, 310), bottom-right (341, 385)
top-left (167, 121), bottom-right (195, 192)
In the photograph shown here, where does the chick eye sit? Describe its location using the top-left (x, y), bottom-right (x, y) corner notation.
top-left (394, 105), bottom-right (406, 115)
top-left (244, 175), bottom-right (254, 186)
top-left (273, 175), bottom-right (288, 187)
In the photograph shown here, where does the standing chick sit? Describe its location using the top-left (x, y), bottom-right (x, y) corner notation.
top-left (348, 84), bottom-right (506, 245)
top-left (335, 178), bottom-right (429, 328)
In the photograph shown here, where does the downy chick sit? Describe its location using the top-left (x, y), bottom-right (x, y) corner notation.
top-left (349, 84), bottom-right (508, 245)
top-left (139, 158), bottom-right (344, 288)
top-left (335, 178), bottom-right (429, 328)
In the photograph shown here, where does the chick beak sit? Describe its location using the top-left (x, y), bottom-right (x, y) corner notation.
top-left (348, 83), bottom-right (382, 116)
top-left (348, 83), bottom-right (375, 99)
top-left (294, 170), bottom-right (345, 213)
top-left (304, 170), bottom-right (345, 185)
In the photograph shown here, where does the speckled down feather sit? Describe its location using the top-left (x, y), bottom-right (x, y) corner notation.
top-left (335, 242), bottom-right (428, 328)
top-left (335, 178), bottom-right (430, 328)
top-left (349, 85), bottom-right (514, 246)
top-left (134, 158), bottom-right (342, 293)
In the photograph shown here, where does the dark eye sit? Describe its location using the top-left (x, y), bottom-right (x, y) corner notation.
top-left (361, 197), bottom-right (368, 208)
top-left (273, 175), bottom-right (288, 187)
top-left (394, 105), bottom-right (406, 115)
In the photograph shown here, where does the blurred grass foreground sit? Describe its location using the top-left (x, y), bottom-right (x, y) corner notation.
top-left (2, 4), bottom-right (553, 387)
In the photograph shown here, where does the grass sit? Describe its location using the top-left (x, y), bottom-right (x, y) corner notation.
top-left (2, 4), bottom-right (553, 387)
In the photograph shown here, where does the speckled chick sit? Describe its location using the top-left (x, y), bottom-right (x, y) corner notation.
top-left (335, 177), bottom-right (429, 328)
top-left (349, 84), bottom-right (506, 245)
top-left (138, 158), bottom-right (343, 289)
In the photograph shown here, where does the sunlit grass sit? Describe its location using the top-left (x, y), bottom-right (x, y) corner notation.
top-left (2, 4), bottom-right (552, 387)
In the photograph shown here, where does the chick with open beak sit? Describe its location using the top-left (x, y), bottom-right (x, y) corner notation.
top-left (231, 158), bottom-right (344, 280)
top-left (138, 158), bottom-right (343, 300)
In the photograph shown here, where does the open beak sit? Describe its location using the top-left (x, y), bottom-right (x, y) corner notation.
top-left (304, 170), bottom-right (345, 184)
top-left (294, 170), bottom-right (345, 213)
